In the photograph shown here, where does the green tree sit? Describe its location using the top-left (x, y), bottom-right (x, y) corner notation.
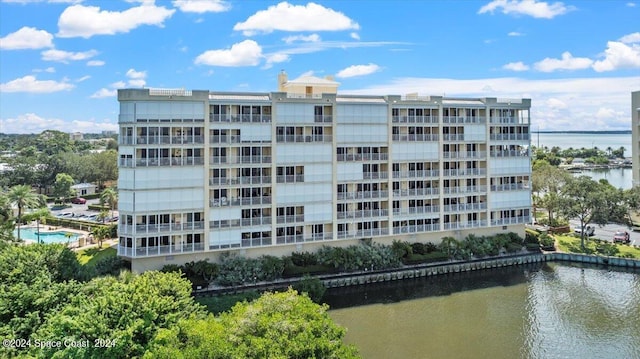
top-left (33, 271), bottom-right (206, 359)
top-left (0, 194), bottom-right (14, 242)
top-left (91, 225), bottom-right (111, 248)
top-left (53, 173), bottom-right (76, 203)
top-left (145, 289), bottom-right (360, 359)
top-left (6, 185), bottom-right (38, 241)
top-left (22, 207), bottom-right (50, 244)
top-left (532, 161), bottom-right (571, 225)
top-left (557, 176), bottom-right (617, 249)
top-left (100, 187), bottom-right (118, 219)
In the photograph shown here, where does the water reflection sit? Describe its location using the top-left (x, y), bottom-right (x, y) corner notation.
top-left (327, 263), bottom-right (640, 359)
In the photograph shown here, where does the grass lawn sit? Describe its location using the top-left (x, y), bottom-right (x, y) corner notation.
top-left (76, 244), bottom-right (117, 267)
top-left (555, 233), bottom-right (640, 259)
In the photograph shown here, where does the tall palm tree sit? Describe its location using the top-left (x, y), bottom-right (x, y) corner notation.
top-left (7, 185), bottom-right (38, 241)
top-left (100, 187), bottom-right (118, 220)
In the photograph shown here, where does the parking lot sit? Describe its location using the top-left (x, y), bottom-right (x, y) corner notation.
top-left (569, 220), bottom-right (639, 246)
top-left (50, 198), bottom-right (118, 224)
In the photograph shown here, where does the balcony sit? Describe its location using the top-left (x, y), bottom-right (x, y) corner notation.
top-left (118, 242), bottom-right (205, 257)
top-left (314, 115), bottom-right (333, 123)
top-left (391, 134), bottom-right (439, 142)
top-left (209, 176), bottom-right (271, 186)
top-left (337, 153), bottom-right (389, 161)
top-left (442, 168), bottom-right (486, 177)
top-left (276, 174), bottom-right (305, 183)
top-left (442, 186), bottom-right (487, 195)
top-left (443, 151), bottom-right (486, 159)
top-left (210, 155), bottom-right (271, 165)
top-left (131, 221), bottom-right (205, 234)
top-left (491, 216), bottom-right (530, 226)
top-left (210, 196), bottom-right (272, 207)
top-left (443, 220), bottom-right (488, 230)
top-left (490, 150), bottom-right (529, 157)
top-left (392, 206), bottom-right (439, 216)
top-left (442, 203), bottom-right (487, 212)
top-left (135, 157), bottom-right (204, 167)
top-left (209, 114), bottom-right (272, 123)
top-left (490, 133), bottom-right (530, 141)
top-left (276, 134), bottom-right (333, 143)
top-left (443, 116), bottom-right (485, 124)
top-left (210, 135), bottom-right (241, 144)
top-left (363, 172), bottom-right (389, 180)
top-left (490, 116), bottom-right (519, 124)
top-left (392, 169), bottom-right (439, 179)
top-left (393, 223), bottom-right (439, 234)
top-left (392, 188), bottom-right (439, 197)
top-left (337, 209), bottom-right (389, 219)
top-left (276, 214), bottom-right (305, 224)
top-left (337, 190), bottom-right (389, 200)
top-left (490, 183), bottom-right (527, 191)
top-left (442, 134), bottom-right (465, 141)
top-left (391, 115), bottom-right (437, 124)
top-left (275, 234), bottom-right (304, 244)
top-left (337, 228), bottom-right (390, 239)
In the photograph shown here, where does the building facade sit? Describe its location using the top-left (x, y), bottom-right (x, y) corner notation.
top-left (117, 74), bottom-right (532, 272)
top-left (632, 91), bottom-right (640, 186)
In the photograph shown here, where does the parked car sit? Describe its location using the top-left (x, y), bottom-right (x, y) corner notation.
top-left (613, 231), bottom-right (631, 244)
top-left (574, 225), bottom-right (595, 236)
top-left (71, 197), bottom-right (87, 204)
top-left (56, 212), bottom-right (74, 218)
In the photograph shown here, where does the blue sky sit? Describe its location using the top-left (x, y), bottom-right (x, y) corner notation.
top-left (0, 0), bottom-right (639, 134)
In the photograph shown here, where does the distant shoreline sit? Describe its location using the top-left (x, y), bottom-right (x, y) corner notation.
top-left (533, 130), bottom-right (631, 134)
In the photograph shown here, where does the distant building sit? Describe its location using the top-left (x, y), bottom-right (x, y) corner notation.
top-left (69, 132), bottom-right (84, 141)
top-left (633, 91), bottom-right (640, 186)
top-left (117, 72), bottom-right (532, 272)
top-left (72, 183), bottom-right (97, 196)
top-left (102, 130), bottom-right (116, 136)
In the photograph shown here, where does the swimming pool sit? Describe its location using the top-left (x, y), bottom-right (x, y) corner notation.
top-left (13, 228), bottom-right (80, 244)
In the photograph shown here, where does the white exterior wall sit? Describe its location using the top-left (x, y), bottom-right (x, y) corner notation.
top-left (489, 157), bottom-right (530, 175)
top-left (275, 144), bottom-right (331, 163)
top-left (391, 143), bottom-right (440, 161)
top-left (275, 183), bottom-right (332, 203)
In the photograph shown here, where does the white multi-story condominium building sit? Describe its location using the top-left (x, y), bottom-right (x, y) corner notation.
top-left (632, 91), bottom-right (640, 186)
top-left (117, 73), bottom-right (532, 272)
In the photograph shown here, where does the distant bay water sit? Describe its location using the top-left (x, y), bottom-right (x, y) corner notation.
top-left (533, 131), bottom-right (633, 189)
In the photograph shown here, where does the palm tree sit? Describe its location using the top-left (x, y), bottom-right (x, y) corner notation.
top-left (7, 185), bottom-right (38, 241)
top-left (100, 187), bottom-right (118, 220)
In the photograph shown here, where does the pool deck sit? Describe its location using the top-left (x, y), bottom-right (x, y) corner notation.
top-left (17, 224), bottom-right (109, 250)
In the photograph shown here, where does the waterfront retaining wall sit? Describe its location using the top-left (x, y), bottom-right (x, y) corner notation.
top-left (195, 252), bottom-right (640, 296)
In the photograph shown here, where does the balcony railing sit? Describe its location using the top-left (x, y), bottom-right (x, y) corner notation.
top-left (392, 188), bottom-right (439, 197)
top-left (491, 216), bottom-right (530, 226)
top-left (210, 196), bottom-right (272, 207)
top-left (363, 172), bottom-right (389, 180)
top-left (276, 214), bottom-right (305, 224)
top-left (336, 153), bottom-right (389, 161)
top-left (209, 114), bottom-right (272, 123)
top-left (391, 134), bottom-right (439, 142)
top-left (442, 151), bottom-right (486, 159)
top-left (490, 183), bottom-right (527, 191)
top-left (490, 133), bottom-right (530, 141)
top-left (210, 217), bottom-right (272, 228)
top-left (210, 135), bottom-right (241, 144)
top-left (276, 135), bottom-right (332, 143)
top-left (442, 168), bottom-right (487, 177)
top-left (276, 174), bottom-right (305, 183)
top-left (442, 134), bottom-right (465, 141)
top-left (442, 116), bottom-right (485, 124)
top-left (118, 242), bottom-right (204, 257)
top-left (130, 221), bottom-right (205, 234)
top-left (443, 220), bottom-right (488, 230)
top-left (338, 190), bottom-right (389, 200)
top-left (209, 176), bottom-right (271, 186)
top-left (314, 115), bottom-right (333, 123)
top-left (489, 116), bottom-right (519, 124)
top-left (392, 206), bottom-right (439, 216)
top-left (135, 157), bottom-right (204, 167)
top-left (392, 170), bottom-right (439, 178)
top-left (442, 185), bottom-right (487, 194)
top-left (209, 155), bottom-right (271, 164)
top-left (442, 203), bottom-right (487, 212)
top-left (275, 234), bottom-right (304, 244)
top-left (393, 223), bottom-right (439, 234)
top-left (490, 150), bottom-right (529, 157)
top-left (337, 228), bottom-right (390, 239)
top-left (337, 209), bottom-right (389, 219)
top-left (391, 115), bottom-right (438, 124)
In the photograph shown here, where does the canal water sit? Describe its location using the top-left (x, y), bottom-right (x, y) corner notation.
top-left (326, 263), bottom-right (640, 359)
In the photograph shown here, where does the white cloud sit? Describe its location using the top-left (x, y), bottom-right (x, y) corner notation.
top-left (0, 75), bottom-right (74, 93)
top-left (350, 32), bottom-right (360, 40)
top-left (41, 48), bottom-right (98, 63)
top-left (546, 98), bottom-right (567, 109)
top-left (126, 68), bottom-right (147, 87)
top-left (343, 76), bottom-right (639, 131)
top-left (592, 41), bottom-right (640, 72)
top-left (57, 2), bottom-right (175, 38)
top-left (33, 67), bottom-right (56, 73)
top-left (478, 0), bottom-right (574, 19)
top-left (534, 51), bottom-right (593, 72)
top-left (90, 88), bottom-right (117, 98)
top-left (2, 0), bottom-right (82, 3)
top-left (111, 81), bottom-right (126, 88)
top-left (0, 113), bottom-right (117, 135)
top-left (195, 40), bottom-right (263, 67)
top-left (234, 2), bottom-right (359, 36)
top-left (263, 53), bottom-right (290, 69)
top-left (595, 107), bottom-right (617, 119)
top-left (336, 63), bottom-right (381, 78)
top-left (86, 60), bottom-right (105, 66)
top-left (76, 75), bottom-right (90, 82)
top-left (503, 61), bottom-right (529, 71)
top-left (507, 31), bottom-right (524, 36)
top-left (627, 2), bottom-right (636, 7)
top-left (0, 27), bottom-right (54, 50)
top-left (282, 33), bottom-right (320, 44)
top-left (619, 32), bottom-right (640, 44)
top-left (172, 0), bottom-right (230, 13)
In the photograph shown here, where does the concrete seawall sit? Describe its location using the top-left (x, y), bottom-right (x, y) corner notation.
top-left (194, 252), bottom-right (640, 296)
